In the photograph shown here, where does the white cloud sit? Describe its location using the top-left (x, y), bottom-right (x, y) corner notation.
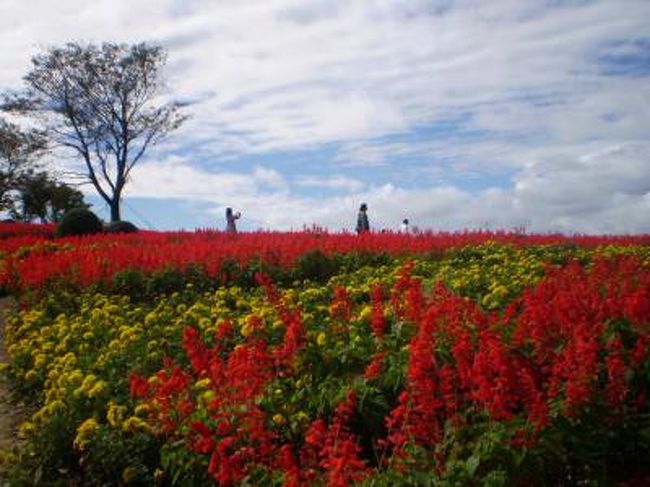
top-left (124, 157), bottom-right (288, 202)
top-left (116, 142), bottom-right (649, 234)
top-left (295, 174), bottom-right (364, 192)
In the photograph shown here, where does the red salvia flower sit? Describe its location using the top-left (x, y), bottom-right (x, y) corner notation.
top-left (605, 336), bottom-right (628, 412)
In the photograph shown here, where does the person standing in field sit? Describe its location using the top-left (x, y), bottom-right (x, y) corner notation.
top-left (356, 203), bottom-right (370, 234)
top-left (225, 207), bottom-right (241, 234)
top-left (400, 218), bottom-right (410, 233)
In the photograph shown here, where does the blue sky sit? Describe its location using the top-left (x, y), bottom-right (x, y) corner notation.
top-left (1, 0), bottom-right (649, 233)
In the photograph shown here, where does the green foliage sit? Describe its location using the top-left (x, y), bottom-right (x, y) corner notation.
top-left (292, 249), bottom-right (340, 283)
top-left (0, 118), bottom-right (47, 212)
top-left (81, 427), bottom-right (162, 486)
top-left (105, 220), bottom-right (139, 234)
top-left (55, 208), bottom-right (103, 238)
top-left (145, 267), bottom-right (190, 297)
top-left (12, 172), bottom-right (89, 223)
top-left (290, 250), bottom-right (393, 285)
top-left (160, 441), bottom-right (213, 486)
top-left (111, 268), bottom-right (147, 297)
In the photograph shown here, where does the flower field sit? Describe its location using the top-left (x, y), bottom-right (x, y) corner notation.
top-left (0, 225), bottom-right (649, 485)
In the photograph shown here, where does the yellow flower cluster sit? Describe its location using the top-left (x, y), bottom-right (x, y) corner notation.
top-left (0, 449), bottom-right (18, 467)
top-left (122, 416), bottom-right (154, 434)
top-left (73, 417), bottom-right (99, 451)
top-left (106, 401), bottom-right (127, 428)
top-left (2, 284), bottom-right (285, 460)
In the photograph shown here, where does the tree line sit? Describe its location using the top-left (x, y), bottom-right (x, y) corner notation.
top-left (0, 117), bottom-right (88, 222)
top-left (1, 42), bottom-right (187, 223)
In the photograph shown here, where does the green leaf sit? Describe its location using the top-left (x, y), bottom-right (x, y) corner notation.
top-left (466, 455), bottom-right (480, 476)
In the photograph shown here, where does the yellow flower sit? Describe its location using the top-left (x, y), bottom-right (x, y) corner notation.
top-left (119, 328), bottom-right (137, 341)
top-left (316, 332), bottom-right (327, 346)
top-left (144, 312), bottom-right (158, 326)
top-left (194, 378), bottom-right (211, 390)
top-left (32, 408), bottom-right (47, 424)
top-left (154, 468), bottom-right (165, 483)
top-left (106, 402), bottom-right (127, 428)
top-left (46, 400), bottom-right (66, 416)
top-left (61, 352), bottom-right (76, 365)
top-left (73, 418), bottom-right (99, 451)
top-left (134, 404), bottom-right (151, 416)
top-left (24, 370), bottom-right (38, 382)
top-left (122, 466), bottom-right (138, 484)
top-left (68, 369), bottom-right (84, 385)
top-left (122, 416), bottom-right (154, 434)
top-left (106, 304), bottom-right (120, 314)
top-left (79, 374), bottom-right (97, 393)
top-left (272, 414), bottom-right (285, 426)
top-left (0, 449), bottom-right (18, 467)
top-left (18, 421), bottom-right (35, 438)
top-left (358, 306), bottom-right (371, 321)
top-left (88, 380), bottom-right (107, 398)
top-left (241, 321), bottom-right (253, 337)
top-left (295, 411), bottom-right (309, 424)
top-left (33, 353), bottom-right (48, 369)
top-left (200, 390), bottom-right (216, 405)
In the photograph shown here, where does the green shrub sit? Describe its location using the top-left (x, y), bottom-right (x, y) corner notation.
top-left (146, 268), bottom-right (187, 297)
top-left (105, 220), bottom-right (139, 234)
top-left (111, 269), bottom-right (147, 297)
top-left (55, 208), bottom-right (103, 238)
top-left (292, 249), bottom-right (339, 283)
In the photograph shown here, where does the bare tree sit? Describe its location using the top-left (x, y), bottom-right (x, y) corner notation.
top-left (3, 42), bottom-right (187, 222)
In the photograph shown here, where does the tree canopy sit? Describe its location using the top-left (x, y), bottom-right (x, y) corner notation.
top-left (11, 171), bottom-right (89, 223)
top-left (3, 42), bottom-right (188, 222)
top-left (0, 118), bottom-right (46, 211)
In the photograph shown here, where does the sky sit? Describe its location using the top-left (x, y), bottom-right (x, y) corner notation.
top-left (1, 0), bottom-right (649, 234)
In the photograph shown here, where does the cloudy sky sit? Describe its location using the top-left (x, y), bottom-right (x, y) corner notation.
top-left (1, 0), bottom-right (649, 233)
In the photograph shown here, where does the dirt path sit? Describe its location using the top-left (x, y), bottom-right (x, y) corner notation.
top-left (0, 297), bottom-right (31, 480)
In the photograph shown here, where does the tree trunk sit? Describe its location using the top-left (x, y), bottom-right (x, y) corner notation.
top-left (110, 180), bottom-right (125, 223)
top-left (109, 198), bottom-right (121, 222)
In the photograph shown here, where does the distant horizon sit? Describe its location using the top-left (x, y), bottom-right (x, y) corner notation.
top-left (2, 1), bottom-right (649, 234)
top-left (6, 206), bottom-right (650, 239)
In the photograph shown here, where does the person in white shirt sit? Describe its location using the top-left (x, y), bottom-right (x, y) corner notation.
top-left (400, 218), bottom-right (410, 233)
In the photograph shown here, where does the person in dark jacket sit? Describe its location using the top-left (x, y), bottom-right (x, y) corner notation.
top-left (225, 207), bottom-right (241, 234)
top-left (356, 203), bottom-right (370, 234)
